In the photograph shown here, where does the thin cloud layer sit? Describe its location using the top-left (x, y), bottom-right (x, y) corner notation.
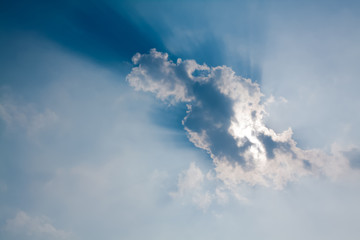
top-left (3, 211), bottom-right (70, 240)
top-left (127, 49), bottom-right (352, 192)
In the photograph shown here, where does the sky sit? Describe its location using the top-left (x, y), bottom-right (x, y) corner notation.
top-left (1, 0), bottom-right (360, 239)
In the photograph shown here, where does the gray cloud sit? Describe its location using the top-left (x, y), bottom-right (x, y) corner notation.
top-left (126, 49), bottom-right (353, 193)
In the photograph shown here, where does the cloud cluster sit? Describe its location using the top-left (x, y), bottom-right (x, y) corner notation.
top-left (126, 49), bottom-right (352, 196)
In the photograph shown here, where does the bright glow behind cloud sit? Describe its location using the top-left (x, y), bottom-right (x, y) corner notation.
top-left (127, 49), bottom-right (352, 193)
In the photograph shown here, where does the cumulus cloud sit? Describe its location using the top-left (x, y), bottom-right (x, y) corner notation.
top-left (3, 211), bottom-right (70, 240)
top-left (126, 49), bottom-right (353, 196)
top-left (127, 48), bottom-right (210, 103)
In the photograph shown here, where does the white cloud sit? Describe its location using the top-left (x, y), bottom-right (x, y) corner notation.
top-left (126, 48), bottom-right (210, 104)
top-left (127, 49), bottom-right (356, 195)
top-left (3, 211), bottom-right (70, 240)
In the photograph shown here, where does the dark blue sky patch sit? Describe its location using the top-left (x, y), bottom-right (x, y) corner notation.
top-left (192, 69), bottom-right (210, 79)
top-left (149, 103), bottom-right (189, 131)
top-left (175, 33), bottom-right (226, 68)
top-left (128, 0), bottom-right (266, 83)
top-left (0, 0), bottom-right (164, 66)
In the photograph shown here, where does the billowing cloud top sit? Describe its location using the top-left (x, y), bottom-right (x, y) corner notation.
top-left (127, 49), bottom-right (350, 192)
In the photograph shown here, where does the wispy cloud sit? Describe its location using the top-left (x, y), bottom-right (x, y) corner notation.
top-left (0, 98), bottom-right (58, 136)
top-left (3, 211), bottom-right (70, 240)
top-left (170, 162), bottom-right (212, 210)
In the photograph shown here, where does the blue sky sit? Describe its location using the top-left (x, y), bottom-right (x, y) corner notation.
top-left (1, 0), bottom-right (360, 239)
